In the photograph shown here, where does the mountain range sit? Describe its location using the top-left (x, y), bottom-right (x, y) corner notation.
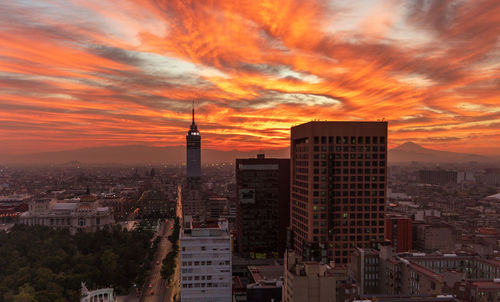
top-left (0, 142), bottom-right (497, 165)
top-left (388, 142), bottom-right (498, 164)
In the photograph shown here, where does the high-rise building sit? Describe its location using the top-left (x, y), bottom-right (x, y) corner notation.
top-left (180, 219), bottom-right (232, 302)
top-left (183, 103), bottom-right (205, 220)
top-left (290, 121), bottom-right (387, 264)
top-left (236, 154), bottom-right (290, 258)
top-left (186, 103), bottom-right (201, 179)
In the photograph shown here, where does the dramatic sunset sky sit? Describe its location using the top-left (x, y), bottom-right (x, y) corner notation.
top-left (1, 0), bottom-right (499, 155)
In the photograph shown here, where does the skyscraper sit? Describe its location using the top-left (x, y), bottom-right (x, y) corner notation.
top-left (183, 103), bottom-right (204, 220)
top-left (235, 154), bottom-right (290, 258)
top-left (290, 121), bottom-right (387, 264)
top-left (186, 103), bottom-right (201, 179)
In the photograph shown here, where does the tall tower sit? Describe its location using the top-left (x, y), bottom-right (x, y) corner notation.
top-left (290, 121), bottom-right (388, 264)
top-left (186, 103), bottom-right (201, 179)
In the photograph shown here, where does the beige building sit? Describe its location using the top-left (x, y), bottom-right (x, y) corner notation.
top-left (413, 223), bottom-right (456, 252)
top-left (351, 244), bottom-right (500, 298)
top-left (283, 250), bottom-right (350, 302)
top-left (19, 195), bottom-right (114, 234)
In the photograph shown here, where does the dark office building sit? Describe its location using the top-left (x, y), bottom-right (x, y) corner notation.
top-left (236, 154), bottom-right (290, 258)
top-left (290, 121), bottom-right (388, 264)
top-left (417, 170), bottom-right (457, 186)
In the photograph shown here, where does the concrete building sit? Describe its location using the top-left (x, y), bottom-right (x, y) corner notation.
top-left (353, 297), bottom-right (460, 302)
top-left (180, 219), bottom-right (232, 302)
top-left (352, 246), bottom-right (444, 296)
top-left (417, 170), bottom-right (457, 186)
top-left (283, 250), bottom-right (350, 302)
top-left (350, 248), bottom-right (380, 295)
top-left (453, 280), bottom-right (500, 302)
top-left (19, 196), bottom-right (114, 234)
top-left (386, 214), bottom-right (412, 253)
top-left (236, 154), bottom-right (290, 258)
top-left (290, 121), bottom-right (388, 264)
top-left (413, 223), bottom-right (456, 252)
top-left (351, 244), bottom-right (500, 297)
top-left (207, 197), bottom-right (229, 220)
top-left (182, 186), bottom-right (206, 220)
top-left (246, 265), bottom-right (283, 302)
top-left (138, 190), bottom-right (176, 218)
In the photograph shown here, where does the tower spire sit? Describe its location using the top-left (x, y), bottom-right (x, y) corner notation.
top-left (189, 101), bottom-right (198, 133)
top-left (192, 101), bottom-right (195, 124)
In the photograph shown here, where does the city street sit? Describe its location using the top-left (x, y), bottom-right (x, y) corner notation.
top-left (141, 219), bottom-right (175, 302)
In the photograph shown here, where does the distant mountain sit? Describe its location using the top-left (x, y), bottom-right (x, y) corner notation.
top-left (389, 142), bottom-right (496, 163)
top-left (1, 142), bottom-right (495, 165)
top-left (0, 145), bottom-right (290, 165)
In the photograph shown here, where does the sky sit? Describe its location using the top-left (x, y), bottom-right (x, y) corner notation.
top-left (0, 0), bottom-right (499, 155)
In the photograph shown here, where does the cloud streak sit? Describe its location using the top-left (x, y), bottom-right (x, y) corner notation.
top-left (0, 0), bottom-right (499, 155)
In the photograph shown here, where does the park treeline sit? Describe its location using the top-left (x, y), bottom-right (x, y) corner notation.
top-left (161, 218), bottom-right (180, 281)
top-left (0, 224), bottom-right (155, 302)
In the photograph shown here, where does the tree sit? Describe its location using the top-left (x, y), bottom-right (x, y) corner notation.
top-left (13, 284), bottom-right (37, 302)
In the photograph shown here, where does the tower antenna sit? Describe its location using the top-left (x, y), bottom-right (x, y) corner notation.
top-left (192, 100), bottom-right (195, 124)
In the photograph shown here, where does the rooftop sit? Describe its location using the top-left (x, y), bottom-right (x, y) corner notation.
top-left (248, 265), bottom-right (283, 283)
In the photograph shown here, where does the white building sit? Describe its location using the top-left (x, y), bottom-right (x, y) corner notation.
top-left (80, 282), bottom-right (115, 302)
top-left (180, 219), bottom-right (232, 302)
top-left (19, 195), bottom-right (114, 234)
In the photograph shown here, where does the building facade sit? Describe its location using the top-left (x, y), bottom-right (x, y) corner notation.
top-left (236, 155), bottom-right (290, 258)
top-left (350, 244), bottom-right (500, 297)
top-left (180, 219), bottom-right (232, 302)
top-left (386, 214), bottom-right (413, 253)
top-left (186, 104), bottom-right (201, 179)
top-left (19, 196), bottom-right (114, 234)
top-left (290, 121), bottom-right (388, 264)
top-left (417, 170), bottom-right (458, 186)
top-left (138, 190), bottom-right (176, 218)
top-left (413, 223), bottom-right (456, 252)
top-left (283, 250), bottom-right (350, 302)
top-left (80, 283), bottom-right (115, 302)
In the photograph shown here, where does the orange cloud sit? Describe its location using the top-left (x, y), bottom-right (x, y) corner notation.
top-left (0, 0), bottom-right (499, 155)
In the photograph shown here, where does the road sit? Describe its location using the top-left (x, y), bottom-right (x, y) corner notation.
top-left (141, 219), bottom-right (174, 302)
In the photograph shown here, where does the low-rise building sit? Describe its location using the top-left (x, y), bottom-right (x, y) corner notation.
top-left (453, 280), bottom-right (500, 302)
top-left (283, 250), bottom-right (349, 302)
top-left (180, 219), bottom-right (232, 302)
top-left (350, 244), bottom-right (500, 298)
top-left (19, 196), bottom-right (113, 234)
top-left (386, 214), bottom-right (412, 253)
top-left (413, 223), bottom-right (456, 252)
top-left (246, 265), bottom-right (283, 302)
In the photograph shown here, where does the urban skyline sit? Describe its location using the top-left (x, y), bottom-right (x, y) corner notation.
top-left (1, 1), bottom-right (500, 155)
top-left (1, 1), bottom-right (500, 301)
